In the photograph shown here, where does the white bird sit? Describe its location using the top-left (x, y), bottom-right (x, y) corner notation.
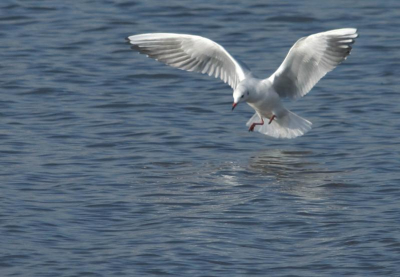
top-left (126, 28), bottom-right (358, 139)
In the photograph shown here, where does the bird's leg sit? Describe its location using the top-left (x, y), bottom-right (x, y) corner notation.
top-left (248, 118), bottom-right (264, 132)
top-left (268, 115), bottom-right (276, 125)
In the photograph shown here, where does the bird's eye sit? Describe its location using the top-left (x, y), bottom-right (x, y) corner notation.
top-left (241, 95), bottom-right (244, 98)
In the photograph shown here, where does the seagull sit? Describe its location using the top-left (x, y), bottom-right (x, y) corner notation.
top-left (126, 28), bottom-right (358, 139)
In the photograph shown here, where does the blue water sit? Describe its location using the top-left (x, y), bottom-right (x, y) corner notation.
top-left (1, 0), bottom-right (400, 276)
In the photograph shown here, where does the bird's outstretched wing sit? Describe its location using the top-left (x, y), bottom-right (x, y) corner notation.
top-left (126, 33), bottom-right (251, 89)
top-left (267, 28), bottom-right (358, 99)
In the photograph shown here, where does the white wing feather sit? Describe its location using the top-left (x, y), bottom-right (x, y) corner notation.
top-left (126, 33), bottom-right (251, 89)
top-left (268, 28), bottom-right (358, 99)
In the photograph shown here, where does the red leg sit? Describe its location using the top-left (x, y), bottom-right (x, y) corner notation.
top-left (248, 118), bottom-right (264, 132)
top-left (268, 115), bottom-right (276, 125)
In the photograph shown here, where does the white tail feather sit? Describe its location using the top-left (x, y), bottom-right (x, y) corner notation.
top-left (246, 110), bottom-right (312, 139)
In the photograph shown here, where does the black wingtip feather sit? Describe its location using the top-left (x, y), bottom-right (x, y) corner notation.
top-left (125, 37), bottom-right (133, 46)
top-left (130, 45), bottom-right (141, 51)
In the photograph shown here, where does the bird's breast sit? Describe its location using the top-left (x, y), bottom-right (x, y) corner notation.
top-left (247, 89), bottom-right (281, 118)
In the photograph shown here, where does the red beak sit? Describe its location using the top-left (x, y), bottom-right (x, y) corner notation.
top-left (232, 103), bottom-right (237, 111)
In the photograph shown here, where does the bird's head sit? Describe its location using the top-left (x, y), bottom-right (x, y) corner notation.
top-left (232, 85), bottom-right (250, 111)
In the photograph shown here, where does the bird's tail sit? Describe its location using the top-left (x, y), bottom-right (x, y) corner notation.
top-left (246, 109), bottom-right (312, 139)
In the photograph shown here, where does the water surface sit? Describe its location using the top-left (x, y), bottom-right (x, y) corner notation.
top-left (1, 0), bottom-right (400, 276)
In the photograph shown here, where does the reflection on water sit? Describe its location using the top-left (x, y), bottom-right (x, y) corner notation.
top-left (249, 149), bottom-right (315, 179)
top-left (248, 149), bottom-right (348, 200)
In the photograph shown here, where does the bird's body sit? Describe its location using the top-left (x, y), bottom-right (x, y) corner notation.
top-left (127, 28), bottom-right (358, 139)
top-left (234, 77), bottom-right (312, 138)
top-left (240, 78), bottom-right (281, 119)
